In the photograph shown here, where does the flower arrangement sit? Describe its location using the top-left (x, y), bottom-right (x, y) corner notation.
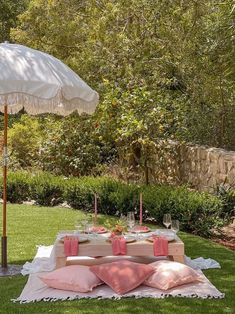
top-left (111, 224), bottom-right (125, 235)
top-left (104, 218), bottom-right (127, 235)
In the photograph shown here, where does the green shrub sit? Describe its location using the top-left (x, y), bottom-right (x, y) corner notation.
top-left (142, 185), bottom-right (223, 237)
top-left (8, 115), bottom-right (43, 169)
top-left (106, 183), bottom-right (139, 216)
top-left (0, 171), bottom-right (224, 237)
top-left (65, 177), bottom-right (99, 211)
top-left (216, 184), bottom-right (235, 221)
top-left (30, 172), bottom-right (66, 206)
top-left (0, 171), bottom-right (31, 203)
top-left (64, 176), bottom-right (117, 213)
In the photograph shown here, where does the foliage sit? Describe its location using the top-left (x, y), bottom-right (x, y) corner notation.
top-left (2, 171), bottom-right (224, 237)
top-left (216, 184), bottom-right (235, 221)
top-left (142, 185), bottom-right (223, 237)
top-left (8, 115), bottom-right (43, 169)
top-left (30, 172), bottom-right (66, 206)
top-left (0, 171), bottom-right (31, 203)
top-left (65, 176), bottom-right (103, 211)
top-left (0, 0), bottom-right (27, 42)
top-left (6, 114), bottom-right (109, 176)
top-left (11, 0), bottom-right (235, 151)
top-left (95, 83), bottom-right (181, 183)
top-left (38, 113), bottom-right (103, 176)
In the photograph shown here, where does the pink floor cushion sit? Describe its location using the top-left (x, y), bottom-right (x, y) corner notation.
top-left (90, 260), bottom-right (155, 295)
top-left (144, 260), bottom-right (202, 291)
top-left (39, 265), bottom-right (103, 293)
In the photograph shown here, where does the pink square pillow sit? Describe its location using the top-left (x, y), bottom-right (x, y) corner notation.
top-left (39, 265), bottom-right (103, 293)
top-left (90, 260), bottom-right (155, 295)
top-left (144, 260), bottom-right (202, 291)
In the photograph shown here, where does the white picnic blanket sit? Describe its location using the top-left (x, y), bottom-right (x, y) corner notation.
top-left (17, 238), bottom-right (224, 303)
top-left (14, 269), bottom-right (224, 303)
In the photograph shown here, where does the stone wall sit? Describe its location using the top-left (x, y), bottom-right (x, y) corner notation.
top-left (115, 141), bottom-right (235, 192)
top-left (178, 144), bottom-right (235, 192)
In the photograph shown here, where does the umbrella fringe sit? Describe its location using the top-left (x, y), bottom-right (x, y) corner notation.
top-left (0, 91), bottom-right (97, 116)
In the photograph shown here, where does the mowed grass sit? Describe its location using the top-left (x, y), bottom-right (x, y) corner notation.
top-left (0, 204), bottom-right (235, 314)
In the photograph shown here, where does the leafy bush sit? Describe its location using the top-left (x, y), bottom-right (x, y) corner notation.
top-left (0, 171), bottom-right (224, 237)
top-left (8, 115), bottom-right (43, 169)
top-left (65, 176), bottom-right (102, 211)
top-left (0, 171), bottom-right (31, 203)
top-left (216, 184), bottom-right (235, 221)
top-left (39, 114), bottom-right (102, 176)
top-left (142, 185), bottom-right (223, 237)
top-left (30, 172), bottom-right (66, 206)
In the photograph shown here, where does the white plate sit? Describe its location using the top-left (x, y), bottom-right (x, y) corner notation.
top-left (107, 235), bottom-right (136, 243)
top-left (123, 235), bottom-right (136, 243)
top-left (59, 235), bottom-right (89, 243)
top-left (78, 236), bottom-right (89, 243)
top-left (130, 227), bottom-right (151, 233)
top-left (146, 232), bottom-right (175, 242)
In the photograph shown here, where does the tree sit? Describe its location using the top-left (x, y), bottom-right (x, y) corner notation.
top-left (8, 115), bottom-right (42, 168)
top-left (0, 0), bottom-right (28, 42)
top-left (8, 0), bottom-right (235, 181)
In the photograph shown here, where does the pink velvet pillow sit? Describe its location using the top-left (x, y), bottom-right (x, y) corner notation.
top-left (144, 260), bottom-right (202, 291)
top-left (90, 260), bottom-right (155, 295)
top-left (39, 265), bottom-right (103, 292)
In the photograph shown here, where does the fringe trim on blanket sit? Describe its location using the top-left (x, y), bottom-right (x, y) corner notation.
top-left (0, 90), bottom-right (98, 116)
top-left (12, 292), bottom-right (225, 304)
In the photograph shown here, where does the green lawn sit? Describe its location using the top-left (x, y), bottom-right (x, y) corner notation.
top-left (0, 204), bottom-right (235, 314)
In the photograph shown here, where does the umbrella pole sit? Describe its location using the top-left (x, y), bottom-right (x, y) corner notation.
top-left (1, 104), bottom-right (8, 268)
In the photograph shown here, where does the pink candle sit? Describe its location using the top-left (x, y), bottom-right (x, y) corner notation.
top-left (140, 193), bottom-right (143, 225)
top-left (94, 194), bottom-right (97, 225)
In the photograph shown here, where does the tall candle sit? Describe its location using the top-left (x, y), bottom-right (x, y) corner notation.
top-left (94, 194), bottom-right (97, 225)
top-left (140, 193), bottom-right (143, 225)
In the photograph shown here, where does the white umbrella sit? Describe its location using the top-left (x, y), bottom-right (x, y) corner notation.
top-left (0, 43), bottom-right (99, 271)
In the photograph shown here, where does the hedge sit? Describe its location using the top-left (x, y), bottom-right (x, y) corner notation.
top-left (0, 171), bottom-right (228, 237)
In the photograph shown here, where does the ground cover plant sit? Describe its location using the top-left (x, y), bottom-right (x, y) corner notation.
top-left (0, 204), bottom-right (234, 314)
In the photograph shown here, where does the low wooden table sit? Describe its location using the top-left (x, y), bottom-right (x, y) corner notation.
top-left (54, 234), bottom-right (185, 268)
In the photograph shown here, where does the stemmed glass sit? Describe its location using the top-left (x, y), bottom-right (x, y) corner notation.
top-left (163, 214), bottom-right (171, 229)
top-left (120, 214), bottom-right (127, 232)
top-left (127, 212), bottom-right (135, 232)
top-left (171, 220), bottom-right (179, 234)
top-left (85, 222), bottom-right (93, 240)
top-left (75, 216), bottom-right (89, 234)
top-left (75, 218), bottom-right (83, 234)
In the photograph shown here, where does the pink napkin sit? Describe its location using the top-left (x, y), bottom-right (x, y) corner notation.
top-left (111, 236), bottom-right (127, 255)
top-left (153, 236), bottom-right (168, 256)
top-left (64, 236), bottom-right (79, 257)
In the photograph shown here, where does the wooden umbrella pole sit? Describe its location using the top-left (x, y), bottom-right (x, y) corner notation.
top-left (1, 104), bottom-right (8, 268)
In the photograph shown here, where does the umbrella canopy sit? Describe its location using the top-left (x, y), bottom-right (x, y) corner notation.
top-left (0, 42), bottom-right (99, 271)
top-left (0, 43), bottom-right (99, 114)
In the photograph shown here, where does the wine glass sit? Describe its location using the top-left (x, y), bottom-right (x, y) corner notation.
top-left (127, 212), bottom-right (135, 232)
top-left (75, 218), bottom-right (84, 234)
top-left (85, 222), bottom-right (93, 240)
top-left (120, 214), bottom-right (127, 230)
top-left (163, 214), bottom-right (171, 229)
top-left (171, 220), bottom-right (179, 234)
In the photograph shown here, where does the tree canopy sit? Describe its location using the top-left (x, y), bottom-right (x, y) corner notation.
top-left (1, 0), bottom-right (235, 178)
